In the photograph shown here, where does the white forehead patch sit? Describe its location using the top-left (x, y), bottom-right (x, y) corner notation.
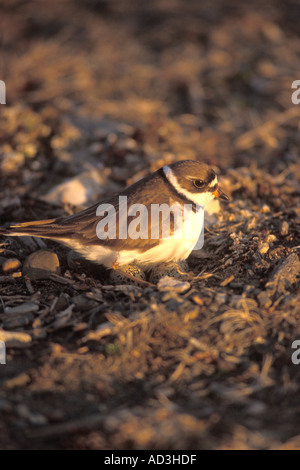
top-left (208, 176), bottom-right (218, 188)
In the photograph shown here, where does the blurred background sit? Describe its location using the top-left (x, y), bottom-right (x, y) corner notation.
top-left (1, 0), bottom-right (300, 205)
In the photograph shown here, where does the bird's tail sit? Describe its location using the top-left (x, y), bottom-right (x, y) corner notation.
top-left (0, 218), bottom-right (68, 240)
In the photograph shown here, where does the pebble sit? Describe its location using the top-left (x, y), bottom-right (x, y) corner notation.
top-left (28, 412), bottom-right (48, 426)
top-left (72, 294), bottom-right (99, 312)
top-left (4, 373), bottom-right (31, 389)
top-left (0, 258), bottom-right (22, 273)
top-left (23, 250), bottom-right (61, 280)
top-left (258, 242), bottom-right (269, 254)
top-left (280, 220), bottom-right (289, 237)
top-left (246, 401), bottom-right (267, 416)
top-left (41, 168), bottom-right (108, 206)
top-left (215, 292), bottom-right (227, 306)
top-left (157, 276), bottom-right (190, 294)
top-left (3, 313), bottom-right (34, 330)
top-left (210, 292), bottom-right (227, 312)
top-left (89, 142), bottom-right (104, 155)
top-left (0, 330), bottom-right (32, 348)
top-left (18, 236), bottom-right (47, 251)
top-left (261, 204), bottom-right (271, 213)
top-left (265, 234), bottom-right (277, 243)
top-left (4, 302), bottom-right (39, 316)
top-left (15, 402), bottom-right (48, 425)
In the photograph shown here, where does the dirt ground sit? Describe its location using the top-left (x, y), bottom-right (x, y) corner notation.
top-left (0, 0), bottom-right (300, 450)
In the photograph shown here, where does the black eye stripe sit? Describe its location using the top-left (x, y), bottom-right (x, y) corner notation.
top-left (207, 169), bottom-right (216, 184)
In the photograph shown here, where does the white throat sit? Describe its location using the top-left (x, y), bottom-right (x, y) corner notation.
top-left (163, 165), bottom-right (215, 207)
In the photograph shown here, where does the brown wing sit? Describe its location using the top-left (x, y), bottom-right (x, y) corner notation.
top-left (1, 170), bottom-right (182, 252)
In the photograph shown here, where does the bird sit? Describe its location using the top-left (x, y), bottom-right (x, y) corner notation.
top-left (0, 160), bottom-right (228, 284)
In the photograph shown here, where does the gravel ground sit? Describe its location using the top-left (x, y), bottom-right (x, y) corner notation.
top-left (0, 0), bottom-right (300, 449)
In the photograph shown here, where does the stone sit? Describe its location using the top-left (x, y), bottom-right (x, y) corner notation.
top-left (23, 250), bottom-right (61, 280)
top-left (41, 168), bottom-right (111, 206)
top-left (280, 220), bottom-right (289, 237)
top-left (0, 330), bottom-right (32, 348)
top-left (4, 302), bottom-right (39, 315)
top-left (157, 276), bottom-right (190, 294)
top-left (0, 258), bottom-right (22, 273)
top-left (258, 242), bottom-right (269, 255)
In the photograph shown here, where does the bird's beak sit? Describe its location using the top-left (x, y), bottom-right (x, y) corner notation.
top-left (213, 187), bottom-right (229, 201)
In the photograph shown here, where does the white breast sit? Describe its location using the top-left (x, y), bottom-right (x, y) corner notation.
top-left (118, 204), bottom-right (204, 268)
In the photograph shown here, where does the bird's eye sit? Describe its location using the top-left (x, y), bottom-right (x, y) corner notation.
top-left (193, 179), bottom-right (205, 188)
